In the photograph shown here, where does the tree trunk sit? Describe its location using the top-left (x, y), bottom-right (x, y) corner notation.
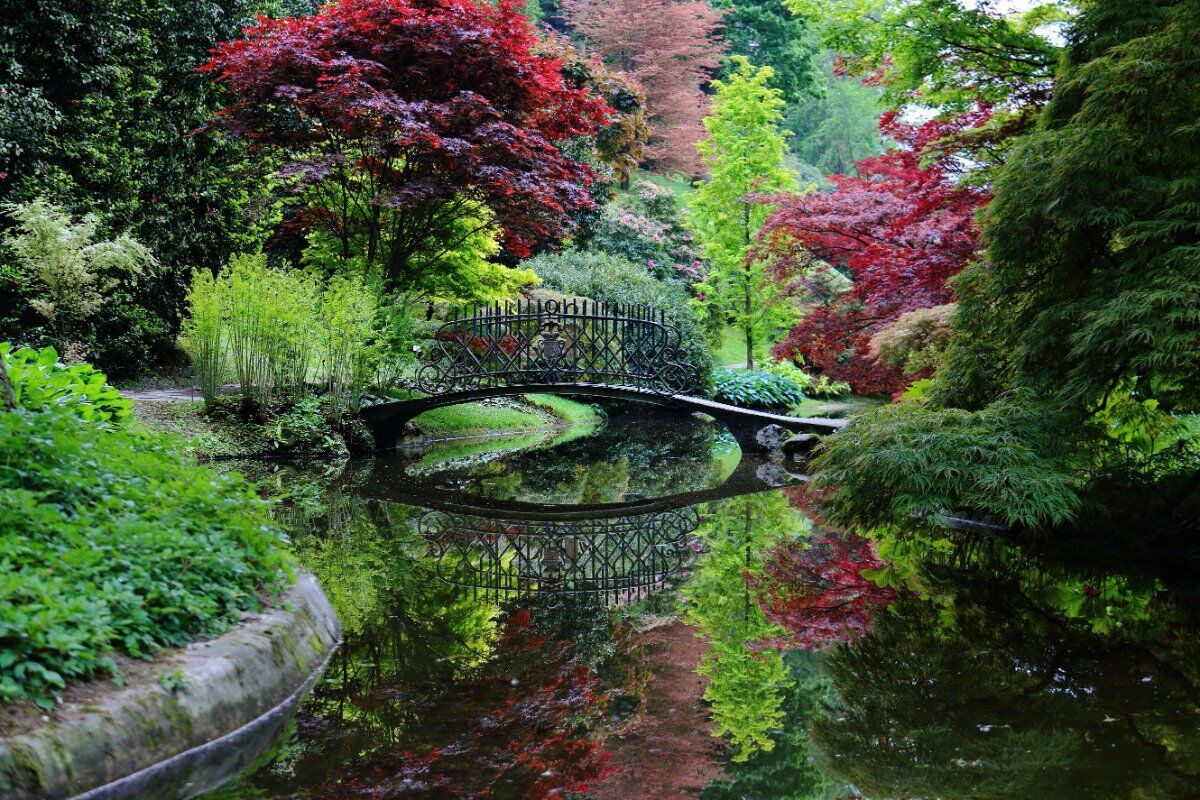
top-left (743, 201), bottom-right (754, 371)
top-left (0, 358), bottom-right (16, 410)
top-left (745, 324), bottom-right (754, 371)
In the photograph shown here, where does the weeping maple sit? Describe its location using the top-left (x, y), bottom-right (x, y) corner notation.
top-left (200, 0), bottom-right (611, 290)
top-left (756, 109), bottom-right (991, 394)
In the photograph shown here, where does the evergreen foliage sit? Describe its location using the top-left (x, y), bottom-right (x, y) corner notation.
top-left (784, 60), bottom-right (885, 176)
top-left (944, 0), bottom-right (1200, 413)
top-left (712, 0), bottom-right (821, 104)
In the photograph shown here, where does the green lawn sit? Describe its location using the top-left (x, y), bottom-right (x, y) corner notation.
top-left (712, 326), bottom-right (774, 369)
top-left (790, 395), bottom-right (886, 419)
top-left (409, 394), bottom-right (601, 440)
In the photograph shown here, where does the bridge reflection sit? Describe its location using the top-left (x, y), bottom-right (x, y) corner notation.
top-left (419, 507), bottom-right (702, 605)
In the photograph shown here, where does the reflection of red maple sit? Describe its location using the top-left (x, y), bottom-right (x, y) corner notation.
top-left (756, 109), bottom-right (992, 394)
top-left (750, 533), bottom-right (898, 651)
top-left (297, 609), bottom-right (613, 799)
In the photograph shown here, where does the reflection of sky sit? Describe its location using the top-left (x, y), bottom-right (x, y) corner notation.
top-left (962, 0), bottom-right (1041, 11)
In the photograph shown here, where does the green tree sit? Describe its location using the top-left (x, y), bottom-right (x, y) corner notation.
top-left (784, 56), bottom-right (885, 176)
top-left (0, 0), bottom-right (272, 376)
top-left (690, 58), bottom-right (798, 370)
top-left (791, 0), bottom-right (1068, 113)
top-left (712, 0), bottom-right (822, 104)
top-left (944, 0), bottom-right (1200, 414)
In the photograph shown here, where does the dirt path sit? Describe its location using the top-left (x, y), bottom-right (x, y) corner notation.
top-left (588, 621), bottom-right (725, 800)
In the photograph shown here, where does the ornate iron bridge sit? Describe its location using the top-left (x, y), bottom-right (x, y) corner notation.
top-left (418, 507), bottom-right (702, 605)
top-left (415, 298), bottom-right (699, 395)
top-left (360, 298), bottom-right (847, 448)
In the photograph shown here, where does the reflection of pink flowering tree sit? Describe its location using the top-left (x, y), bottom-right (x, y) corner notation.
top-left (750, 533), bottom-right (898, 651)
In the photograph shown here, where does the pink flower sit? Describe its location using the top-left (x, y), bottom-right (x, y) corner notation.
top-left (697, 293), bottom-right (708, 301)
top-left (647, 259), bottom-right (656, 267)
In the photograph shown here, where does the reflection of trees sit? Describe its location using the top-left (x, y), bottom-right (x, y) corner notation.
top-left (415, 414), bottom-right (733, 504)
top-left (264, 611), bottom-right (613, 799)
top-left (701, 651), bottom-right (851, 800)
top-left (236, 497), bottom-right (621, 798)
top-left (751, 531), bottom-right (898, 651)
top-left (811, 540), bottom-right (1200, 799)
top-left (686, 492), bottom-right (809, 761)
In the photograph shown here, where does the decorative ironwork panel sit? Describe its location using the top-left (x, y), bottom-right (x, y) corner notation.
top-left (416, 298), bottom-right (699, 395)
top-left (418, 507), bottom-right (702, 605)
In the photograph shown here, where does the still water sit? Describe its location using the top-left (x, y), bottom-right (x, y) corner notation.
top-left (207, 408), bottom-right (1200, 799)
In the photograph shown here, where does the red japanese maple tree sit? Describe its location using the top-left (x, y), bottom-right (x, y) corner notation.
top-left (756, 109), bottom-right (991, 394)
top-left (201, 0), bottom-right (611, 287)
top-left (750, 531), bottom-right (898, 652)
top-left (560, 0), bottom-right (725, 174)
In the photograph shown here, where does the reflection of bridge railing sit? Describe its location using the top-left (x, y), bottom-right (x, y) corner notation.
top-left (418, 507), bottom-right (702, 604)
top-left (416, 298), bottom-right (699, 395)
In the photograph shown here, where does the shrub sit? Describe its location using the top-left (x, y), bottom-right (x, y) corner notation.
top-left (181, 269), bottom-right (224, 401)
top-left (764, 360), bottom-right (851, 400)
top-left (525, 249), bottom-right (713, 386)
top-left (319, 275), bottom-right (381, 415)
top-left (868, 304), bottom-right (955, 377)
top-left (182, 255), bottom-right (383, 410)
top-left (809, 393), bottom-right (1086, 532)
top-left (581, 181), bottom-right (705, 282)
top-left (0, 347), bottom-right (289, 710)
top-left (0, 343), bottom-right (130, 423)
top-left (220, 254), bottom-right (321, 408)
top-left (710, 368), bottom-right (807, 409)
top-left (1, 197), bottom-right (158, 361)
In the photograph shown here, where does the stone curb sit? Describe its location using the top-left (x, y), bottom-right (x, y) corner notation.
top-left (0, 570), bottom-right (342, 800)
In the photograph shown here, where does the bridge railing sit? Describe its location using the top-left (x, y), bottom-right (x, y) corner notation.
top-left (418, 507), bottom-right (702, 604)
top-left (415, 298), bottom-right (699, 395)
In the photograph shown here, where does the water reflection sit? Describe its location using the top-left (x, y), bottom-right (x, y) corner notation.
top-left (205, 412), bottom-right (1200, 800)
top-left (420, 508), bottom-right (701, 604)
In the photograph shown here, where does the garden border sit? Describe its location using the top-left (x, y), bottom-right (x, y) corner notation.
top-left (0, 571), bottom-right (342, 800)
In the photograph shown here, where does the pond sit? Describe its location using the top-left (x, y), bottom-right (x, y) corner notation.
top-left (205, 406), bottom-right (1200, 799)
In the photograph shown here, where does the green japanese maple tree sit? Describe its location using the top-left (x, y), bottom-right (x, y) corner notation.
top-left (689, 58), bottom-right (798, 370)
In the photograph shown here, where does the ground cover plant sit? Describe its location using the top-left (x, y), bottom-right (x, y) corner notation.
top-left (0, 346), bottom-right (289, 710)
top-left (710, 368), bottom-right (807, 410)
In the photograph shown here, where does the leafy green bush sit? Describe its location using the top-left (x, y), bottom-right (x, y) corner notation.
top-left (810, 394), bottom-right (1086, 532)
top-left (0, 347), bottom-right (290, 710)
top-left (0, 197), bottom-right (170, 377)
top-left (764, 360), bottom-right (851, 400)
top-left (1, 343), bottom-right (130, 423)
top-left (710, 368), bottom-right (807, 409)
top-left (525, 249), bottom-right (713, 386)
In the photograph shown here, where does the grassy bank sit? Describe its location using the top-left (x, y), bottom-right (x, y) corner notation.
top-left (0, 347), bottom-right (289, 715)
top-left (404, 393), bottom-right (601, 441)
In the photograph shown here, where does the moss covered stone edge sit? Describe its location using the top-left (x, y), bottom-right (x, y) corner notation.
top-left (0, 571), bottom-right (342, 800)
